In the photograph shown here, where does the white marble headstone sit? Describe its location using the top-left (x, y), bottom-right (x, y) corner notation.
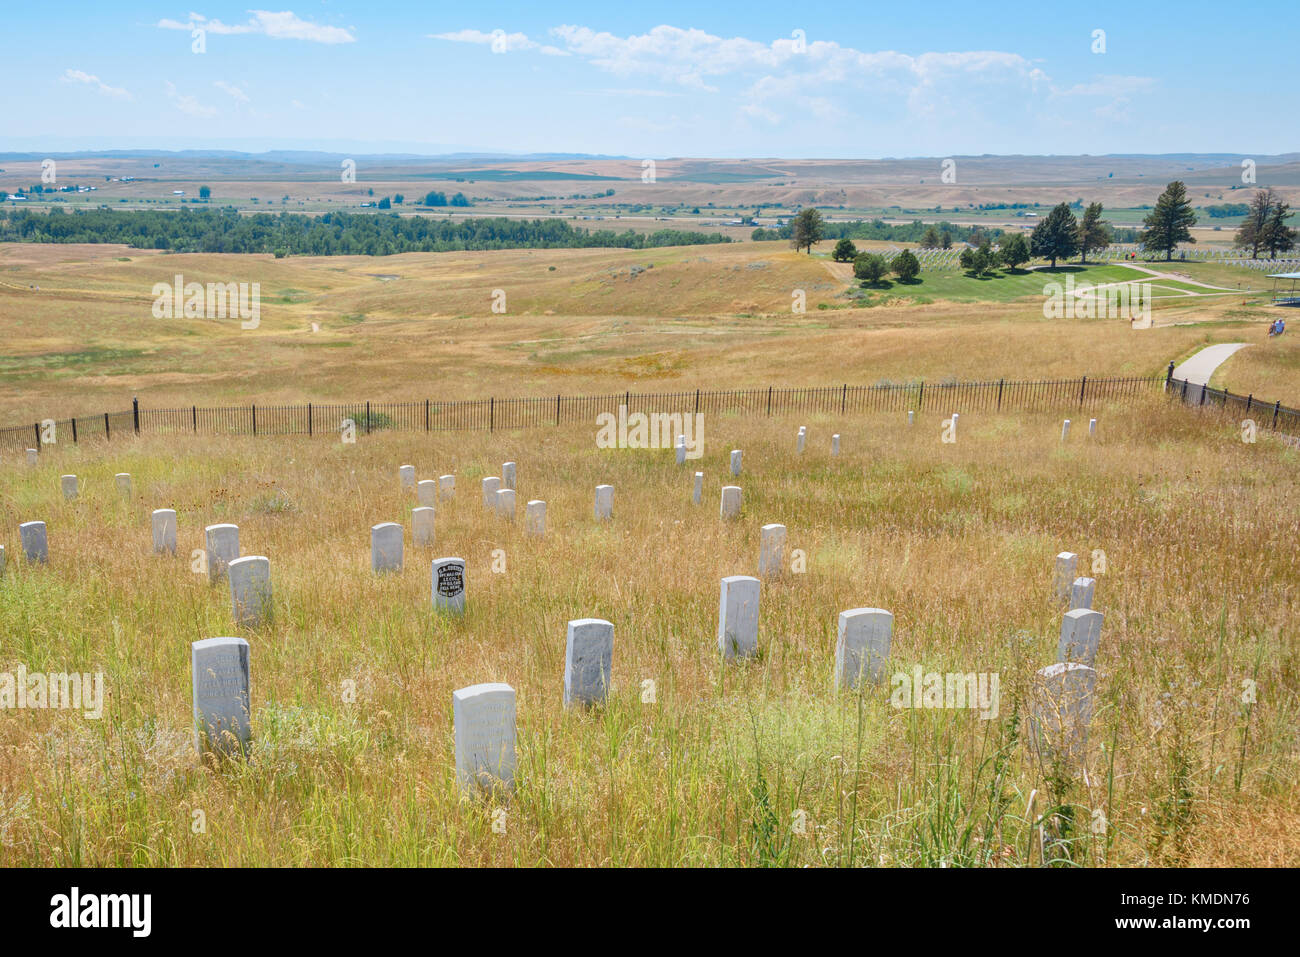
top-left (1058, 607), bottom-right (1104, 666)
top-left (371, 522), bottom-right (403, 572)
top-left (115, 473), bottom-right (132, 498)
top-left (730, 450), bottom-right (742, 476)
top-left (228, 555), bottom-right (272, 628)
top-left (440, 475), bottom-right (455, 500)
top-left (19, 520), bottom-right (47, 563)
top-left (1088, 418), bottom-right (1097, 437)
top-left (502, 462), bottom-right (516, 490)
top-left (564, 618), bottom-right (614, 707)
top-left (675, 436), bottom-right (686, 466)
top-left (1069, 576), bottom-right (1096, 611)
top-left (908, 410), bottom-right (914, 426)
top-left (1054, 552), bottom-right (1078, 602)
top-left (25, 448), bottom-right (38, 466)
top-left (693, 472), bottom-right (703, 506)
top-left (482, 476), bottom-right (501, 508)
top-left (718, 576), bottom-right (760, 660)
top-left (796, 427), bottom-right (806, 453)
top-left (835, 608), bottom-right (893, 691)
top-left (399, 465), bottom-right (416, 490)
top-left (432, 557), bottom-right (466, 614)
top-left (526, 500), bottom-right (546, 535)
top-left (205, 524), bottom-right (240, 583)
top-left (594, 484), bottom-right (613, 520)
top-left (1061, 419), bottom-right (1071, 442)
top-left (719, 485), bottom-right (742, 519)
top-left (417, 479), bottom-right (437, 506)
top-left (831, 434), bottom-right (840, 455)
top-left (496, 488), bottom-right (516, 520)
top-left (61, 475), bottom-right (78, 501)
top-left (1031, 662), bottom-right (1096, 766)
top-left (152, 508), bottom-right (177, 554)
top-left (412, 507), bottom-right (435, 547)
top-left (453, 682), bottom-right (515, 793)
top-left (758, 523), bottom-right (786, 577)
top-left (191, 636), bottom-right (251, 758)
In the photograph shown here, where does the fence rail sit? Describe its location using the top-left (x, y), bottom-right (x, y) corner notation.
top-left (3, 369), bottom-right (1295, 453)
top-left (1167, 370), bottom-right (1300, 438)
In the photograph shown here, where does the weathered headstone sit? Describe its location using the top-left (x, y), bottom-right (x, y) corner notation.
top-left (835, 608), bottom-right (893, 691)
top-left (564, 618), bottom-right (614, 707)
top-left (482, 476), bottom-right (501, 508)
top-left (719, 485), bottom-right (742, 519)
top-left (228, 556), bottom-right (272, 628)
top-left (496, 488), bottom-right (516, 520)
top-left (453, 682), bottom-right (515, 792)
top-left (440, 475), bottom-right (455, 500)
top-left (1069, 576), bottom-right (1096, 611)
top-left (908, 410), bottom-right (915, 426)
top-left (730, 450), bottom-right (742, 476)
top-left (796, 427), bottom-right (806, 453)
top-left (399, 465), bottom-right (416, 490)
top-left (61, 475), bottom-right (78, 501)
top-left (718, 576), bottom-right (760, 660)
top-left (115, 473), bottom-right (132, 498)
top-left (758, 523), bottom-right (786, 577)
top-left (152, 508), bottom-right (177, 554)
top-left (412, 507), bottom-right (435, 547)
top-left (1030, 662), bottom-right (1097, 766)
top-left (1061, 419), bottom-right (1071, 442)
top-left (1058, 607), bottom-right (1104, 666)
top-left (526, 500), bottom-right (546, 535)
top-left (1054, 552), bottom-right (1078, 602)
top-left (432, 557), bottom-right (466, 614)
top-left (693, 472), bottom-right (703, 506)
top-left (191, 636), bottom-right (251, 758)
top-left (594, 484), bottom-right (613, 520)
top-left (675, 436), bottom-right (686, 466)
top-left (417, 479), bottom-right (437, 506)
top-left (19, 521), bottom-right (47, 563)
top-left (205, 524), bottom-right (240, 583)
top-left (1088, 418), bottom-right (1097, 437)
top-left (502, 462), bottom-right (516, 490)
top-left (25, 448), bottom-right (37, 466)
top-left (831, 434), bottom-right (840, 455)
top-left (371, 523), bottom-right (403, 573)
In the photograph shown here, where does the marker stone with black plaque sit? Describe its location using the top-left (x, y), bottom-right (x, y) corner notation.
top-left (432, 557), bottom-right (466, 615)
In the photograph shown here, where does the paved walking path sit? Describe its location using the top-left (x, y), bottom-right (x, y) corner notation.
top-left (1171, 343), bottom-right (1250, 386)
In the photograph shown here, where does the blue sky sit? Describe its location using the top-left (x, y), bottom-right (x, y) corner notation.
top-left (1, 1), bottom-right (1293, 157)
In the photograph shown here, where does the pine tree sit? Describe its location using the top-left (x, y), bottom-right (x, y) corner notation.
top-left (790, 208), bottom-right (825, 254)
top-left (1235, 189), bottom-right (1274, 259)
top-left (1030, 203), bottom-right (1079, 268)
top-left (1264, 200), bottom-right (1297, 259)
top-left (1076, 202), bottom-right (1111, 264)
top-left (1139, 181), bottom-right (1197, 261)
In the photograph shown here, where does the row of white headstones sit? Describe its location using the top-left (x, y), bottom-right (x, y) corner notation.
top-left (11, 420), bottom-right (1103, 793)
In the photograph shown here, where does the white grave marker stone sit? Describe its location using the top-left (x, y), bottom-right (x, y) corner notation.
top-left (453, 682), bottom-right (515, 792)
top-left (1031, 662), bottom-right (1097, 766)
top-left (19, 521), bottom-right (47, 563)
top-left (1058, 608), bottom-right (1104, 666)
top-left (399, 465), bottom-right (416, 490)
top-left (432, 557), bottom-right (466, 615)
top-left (718, 576), bottom-right (760, 660)
top-left (1069, 576), bottom-right (1096, 611)
top-left (831, 434), bottom-right (840, 455)
top-left (412, 507), bottom-right (435, 547)
top-left (594, 484), bottom-right (614, 520)
top-left (1054, 552), bottom-right (1078, 602)
top-left (502, 462), bottom-right (516, 490)
top-left (26, 448), bottom-right (38, 466)
top-left (440, 475), bottom-right (455, 500)
top-left (191, 636), bottom-right (251, 758)
top-left (115, 473), bottom-right (132, 498)
top-left (693, 472), bottom-right (703, 506)
top-left (61, 475), bottom-right (78, 501)
top-left (835, 608), bottom-right (893, 691)
top-left (205, 524), bottom-right (240, 583)
top-left (417, 480), bottom-right (437, 507)
top-left (730, 450), bottom-right (742, 476)
top-left (496, 488), bottom-right (516, 520)
top-left (719, 485), bottom-right (742, 519)
top-left (564, 618), bottom-right (615, 707)
top-left (526, 500), bottom-right (546, 536)
top-left (482, 476), bottom-right (501, 508)
top-left (228, 556), bottom-right (272, 628)
top-left (371, 522), bottom-right (404, 572)
top-left (152, 508), bottom-right (177, 554)
top-left (758, 523), bottom-right (786, 577)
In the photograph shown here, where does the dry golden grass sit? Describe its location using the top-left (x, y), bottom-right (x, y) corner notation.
top-left (0, 241), bottom-right (1289, 426)
top-left (0, 397), bottom-right (1295, 866)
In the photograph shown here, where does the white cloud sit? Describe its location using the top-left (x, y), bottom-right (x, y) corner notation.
top-left (158, 10), bottom-right (355, 44)
top-left (215, 80), bottom-right (249, 103)
top-left (165, 80), bottom-right (217, 118)
top-left (61, 69), bottom-right (131, 100)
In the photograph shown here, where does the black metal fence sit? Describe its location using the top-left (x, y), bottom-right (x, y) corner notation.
top-left (3, 369), bottom-right (1293, 453)
top-left (1167, 366), bottom-right (1300, 437)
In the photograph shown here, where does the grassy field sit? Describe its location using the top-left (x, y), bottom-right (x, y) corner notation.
top-left (1, 397), bottom-right (1296, 867)
top-left (1, 241), bottom-right (1295, 427)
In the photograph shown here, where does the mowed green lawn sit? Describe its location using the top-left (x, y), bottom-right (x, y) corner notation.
top-left (851, 264), bottom-right (1158, 304)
